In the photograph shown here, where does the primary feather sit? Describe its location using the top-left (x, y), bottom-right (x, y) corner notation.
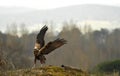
top-left (39, 38), bottom-right (67, 55)
top-left (35, 25), bottom-right (48, 50)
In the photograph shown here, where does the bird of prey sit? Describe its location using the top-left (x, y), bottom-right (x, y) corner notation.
top-left (33, 25), bottom-right (66, 67)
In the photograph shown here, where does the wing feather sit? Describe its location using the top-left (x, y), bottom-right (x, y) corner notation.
top-left (36, 25), bottom-right (48, 49)
top-left (39, 38), bottom-right (67, 55)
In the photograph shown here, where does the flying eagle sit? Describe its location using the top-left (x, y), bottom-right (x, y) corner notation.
top-left (33, 25), bottom-right (66, 66)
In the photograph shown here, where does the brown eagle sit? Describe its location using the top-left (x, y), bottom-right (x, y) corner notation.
top-left (33, 25), bottom-right (66, 66)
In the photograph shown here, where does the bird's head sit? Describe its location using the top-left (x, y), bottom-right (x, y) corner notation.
top-left (33, 48), bottom-right (39, 56)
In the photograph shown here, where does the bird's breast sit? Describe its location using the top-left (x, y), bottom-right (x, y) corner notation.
top-left (34, 43), bottom-right (41, 49)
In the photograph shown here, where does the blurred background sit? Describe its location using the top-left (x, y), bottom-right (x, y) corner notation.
top-left (0, 0), bottom-right (120, 71)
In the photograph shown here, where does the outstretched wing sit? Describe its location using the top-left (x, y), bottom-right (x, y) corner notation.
top-left (35, 25), bottom-right (48, 49)
top-left (39, 38), bottom-right (67, 55)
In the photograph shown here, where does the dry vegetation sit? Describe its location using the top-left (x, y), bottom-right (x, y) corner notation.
top-left (0, 65), bottom-right (119, 76)
top-left (0, 65), bottom-right (88, 76)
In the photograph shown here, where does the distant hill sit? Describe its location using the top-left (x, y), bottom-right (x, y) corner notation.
top-left (0, 4), bottom-right (120, 32)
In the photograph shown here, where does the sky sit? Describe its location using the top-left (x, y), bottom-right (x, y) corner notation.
top-left (0, 0), bottom-right (120, 33)
top-left (0, 0), bottom-right (120, 9)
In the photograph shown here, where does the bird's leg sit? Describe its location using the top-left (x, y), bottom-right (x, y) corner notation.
top-left (32, 58), bottom-right (36, 69)
top-left (40, 60), bottom-right (43, 67)
top-left (39, 55), bottom-right (46, 67)
top-left (40, 61), bottom-right (45, 67)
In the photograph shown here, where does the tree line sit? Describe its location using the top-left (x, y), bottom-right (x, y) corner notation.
top-left (0, 23), bottom-right (120, 71)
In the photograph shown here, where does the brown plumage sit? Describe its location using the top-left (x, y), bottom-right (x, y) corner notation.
top-left (33, 25), bottom-right (67, 65)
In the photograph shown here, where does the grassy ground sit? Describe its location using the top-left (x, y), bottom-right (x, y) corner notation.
top-left (91, 72), bottom-right (120, 76)
top-left (0, 65), bottom-right (88, 76)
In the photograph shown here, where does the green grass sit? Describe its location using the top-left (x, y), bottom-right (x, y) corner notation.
top-left (91, 72), bottom-right (119, 76)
